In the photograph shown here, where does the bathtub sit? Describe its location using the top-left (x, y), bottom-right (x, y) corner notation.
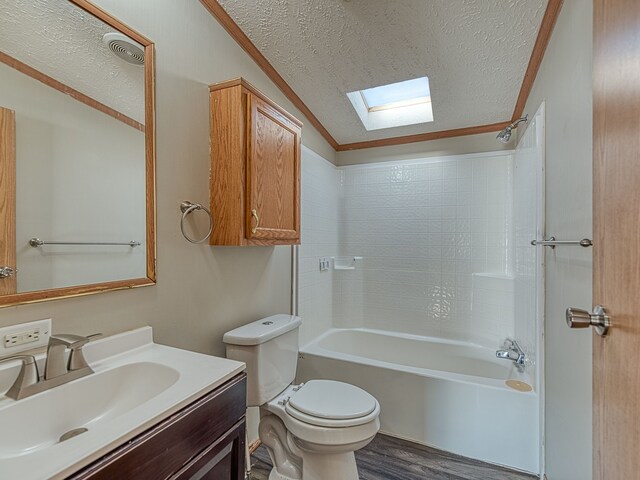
top-left (297, 328), bottom-right (539, 474)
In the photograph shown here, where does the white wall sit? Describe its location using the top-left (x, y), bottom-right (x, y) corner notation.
top-left (0, 62), bottom-right (146, 292)
top-left (520, 1), bottom-right (593, 478)
top-left (0, 0), bottom-right (334, 362)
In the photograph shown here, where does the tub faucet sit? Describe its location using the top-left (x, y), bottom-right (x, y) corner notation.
top-left (496, 338), bottom-right (526, 372)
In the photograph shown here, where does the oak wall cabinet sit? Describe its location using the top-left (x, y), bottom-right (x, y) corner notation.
top-left (209, 78), bottom-right (302, 246)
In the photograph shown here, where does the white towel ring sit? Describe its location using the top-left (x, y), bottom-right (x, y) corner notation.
top-left (180, 201), bottom-right (213, 244)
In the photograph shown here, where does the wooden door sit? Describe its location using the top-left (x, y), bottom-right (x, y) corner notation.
top-left (0, 107), bottom-right (16, 295)
top-left (593, 0), bottom-right (640, 478)
top-left (246, 94), bottom-right (301, 243)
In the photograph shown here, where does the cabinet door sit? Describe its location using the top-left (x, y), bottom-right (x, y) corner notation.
top-left (246, 94), bottom-right (301, 242)
top-left (171, 420), bottom-right (245, 480)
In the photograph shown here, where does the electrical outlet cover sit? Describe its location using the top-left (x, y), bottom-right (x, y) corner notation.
top-left (0, 319), bottom-right (51, 356)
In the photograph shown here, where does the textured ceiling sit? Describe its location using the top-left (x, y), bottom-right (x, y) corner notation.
top-left (217, 0), bottom-right (547, 144)
top-left (0, 0), bottom-right (144, 123)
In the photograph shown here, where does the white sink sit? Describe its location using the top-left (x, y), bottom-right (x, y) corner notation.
top-left (0, 362), bottom-right (179, 459)
top-left (0, 327), bottom-right (245, 480)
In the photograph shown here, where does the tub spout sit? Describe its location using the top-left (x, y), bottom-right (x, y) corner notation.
top-left (496, 350), bottom-right (518, 360)
top-left (496, 339), bottom-right (526, 372)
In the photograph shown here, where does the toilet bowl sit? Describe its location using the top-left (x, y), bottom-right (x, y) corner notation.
top-left (223, 315), bottom-right (380, 480)
top-left (260, 382), bottom-right (380, 480)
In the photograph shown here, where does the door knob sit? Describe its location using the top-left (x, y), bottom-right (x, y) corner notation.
top-left (566, 305), bottom-right (610, 336)
top-left (0, 266), bottom-right (15, 279)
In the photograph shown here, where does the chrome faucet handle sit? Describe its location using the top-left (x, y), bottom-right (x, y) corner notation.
top-left (0, 355), bottom-right (39, 400)
top-left (496, 339), bottom-right (527, 372)
top-left (502, 338), bottom-right (523, 353)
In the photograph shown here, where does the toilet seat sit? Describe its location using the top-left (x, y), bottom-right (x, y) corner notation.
top-left (284, 380), bottom-right (378, 428)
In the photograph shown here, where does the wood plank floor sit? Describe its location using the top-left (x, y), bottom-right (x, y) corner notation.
top-left (249, 433), bottom-right (537, 480)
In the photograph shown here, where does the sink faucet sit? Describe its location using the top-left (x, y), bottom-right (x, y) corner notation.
top-left (45, 334), bottom-right (98, 380)
top-left (496, 338), bottom-right (526, 372)
top-left (0, 333), bottom-right (100, 400)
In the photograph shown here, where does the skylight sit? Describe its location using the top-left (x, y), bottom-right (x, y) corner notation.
top-left (347, 76), bottom-right (434, 131)
top-left (360, 77), bottom-right (431, 111)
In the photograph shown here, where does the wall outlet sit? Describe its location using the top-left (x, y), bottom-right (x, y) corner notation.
top-left (5, 329), bottom-right (41, 348)
top-left (0, 319), bottom-right (51, 356)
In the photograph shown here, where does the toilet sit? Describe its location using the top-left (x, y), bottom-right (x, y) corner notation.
top-left (223, 314), bottom-right (380, 480)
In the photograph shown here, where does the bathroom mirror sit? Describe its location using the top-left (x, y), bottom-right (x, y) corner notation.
top-left (0, 0), bottom-right (156, 307)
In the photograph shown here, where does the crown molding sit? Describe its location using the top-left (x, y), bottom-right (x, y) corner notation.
top-left (512, 0), bottom-right (564, 121)
top-left (336, 121), bottom-right (513, 151)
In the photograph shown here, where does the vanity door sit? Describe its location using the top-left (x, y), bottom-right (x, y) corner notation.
top-left (171, 421), bottom-right (244, 480)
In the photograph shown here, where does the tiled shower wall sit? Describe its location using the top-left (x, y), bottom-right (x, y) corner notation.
top-left (298, 147), bottom-right (341, 346)
top-left (336, 153), bottom-right (515, 345)
top-left (299, 150), bottom-right (518, 347)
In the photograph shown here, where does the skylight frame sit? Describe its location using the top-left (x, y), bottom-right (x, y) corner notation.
top-left (347, 75), bottom-right (434, 131)
top-left (360, 76), bottom-right (431, 111)
top-left (362, 92), bottom-right (432, 112)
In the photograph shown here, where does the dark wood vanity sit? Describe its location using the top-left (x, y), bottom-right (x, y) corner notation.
top-left (68, 374), bottom-right (247, 480)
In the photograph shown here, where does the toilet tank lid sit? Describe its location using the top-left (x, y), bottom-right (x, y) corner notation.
top-left (223, 315), bottom-right (302, 346)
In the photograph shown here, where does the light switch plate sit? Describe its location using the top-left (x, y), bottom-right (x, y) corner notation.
top-left (0, 318), bottom-right (51, 356)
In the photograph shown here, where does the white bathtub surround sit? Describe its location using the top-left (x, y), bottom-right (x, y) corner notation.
top-left (298, 328), bottom-right (539, 473)
top-left (337, 152), bottom-right (514, 344)
top-left (471, 273), bottom-right (515, 343)
top-left (298, 147), bottom-right (342, 346)
top-left (296, 151), bottom-right (515, 346)
top-left (298, 144), bottom-right (545, 474)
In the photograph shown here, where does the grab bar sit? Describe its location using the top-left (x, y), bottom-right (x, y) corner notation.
top-left (29, 238), bottom-right (140, 248)
top-left (530, 237), bottom-right (592, 249)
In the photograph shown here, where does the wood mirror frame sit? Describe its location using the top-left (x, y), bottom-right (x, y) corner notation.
top-left (0, 0), bottom-right (156, 307)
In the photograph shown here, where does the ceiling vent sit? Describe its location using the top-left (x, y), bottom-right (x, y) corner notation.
top-left (102, 32), bottom-right (144, 66)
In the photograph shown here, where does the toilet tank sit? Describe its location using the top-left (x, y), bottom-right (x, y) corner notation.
top-left (223, 314), bottom-right (302, 407)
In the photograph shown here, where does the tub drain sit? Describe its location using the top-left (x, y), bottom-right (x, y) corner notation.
top-left (59, 427), bottom-right (88, 443)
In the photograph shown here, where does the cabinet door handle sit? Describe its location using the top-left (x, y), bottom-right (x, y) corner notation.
top-left (0, 267), bottom-right (15, 279)
top-left (251, 209), bottom-right (260, 234)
